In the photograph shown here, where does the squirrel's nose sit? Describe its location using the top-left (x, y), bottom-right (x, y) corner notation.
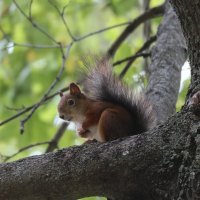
top-left (59, 115), bottom-right (65, 119)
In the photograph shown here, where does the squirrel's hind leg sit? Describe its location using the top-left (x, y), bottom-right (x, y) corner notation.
top-left (98, 108), bottom-right (133, 141)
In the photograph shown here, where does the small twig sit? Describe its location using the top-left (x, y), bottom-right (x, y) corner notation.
top-left (4, 105), bottom-right (26, 112)
top-left (0, 80), bottom-right (83, 127)
top-left (0, 85), bottom-right (71, 127)
top-left (119, 35), bottom-right (156, 78)
top-left (20, 42), bottom-right (73, 134)
top-left (45, 122), bottom-right (69, 153)
top-left (4, 141), bottom-right (49, 162)
top-left (113, 52), bottom-right (150, 66)
top-left (1, 21), bottom-right (130, 51)
top-left (48, 0), bottom-right (131, 42)
top-left (0, 25), bottom-right (10, 42)
top-left (143, 0), bottom-right (152, 39)
top-left (107, 4), bottom-right (164, 57)
top-left (11, 0), bottom-right (73, 133)
top-left (13, 0), bottom-right (58, 44)
top-left (0, 105), bottom-right (33, 126)
top-left (76, 21), bottom-right (131, 41)
top-left (142, 0), bottom-right (152, 76)
top-left (48, 0), bottom-right (76, 41)
top-left (1, 42), bottom-right (68, 51)
top-left (28, 0), bottom-right (33, 18)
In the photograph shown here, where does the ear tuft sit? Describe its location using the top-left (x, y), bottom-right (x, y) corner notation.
top-left (69, 83), bottom-right (81, 95)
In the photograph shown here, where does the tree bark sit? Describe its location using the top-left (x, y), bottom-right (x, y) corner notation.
top-left (1, 0), bottom-right (200, 200)
top-left (170, 0), bottom-right (200, 95)
top-left (0, 110), bottom-right (199, 200)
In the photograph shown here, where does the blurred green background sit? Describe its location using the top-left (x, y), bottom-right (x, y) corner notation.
top-left (0, 0), bottom-right (189, 199)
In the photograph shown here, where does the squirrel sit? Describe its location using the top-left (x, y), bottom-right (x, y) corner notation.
top-left (57, 57), bottom-right (156, 142)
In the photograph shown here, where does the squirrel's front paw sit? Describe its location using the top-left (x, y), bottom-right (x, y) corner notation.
top-left (77, 128), bottom-right (90, 138)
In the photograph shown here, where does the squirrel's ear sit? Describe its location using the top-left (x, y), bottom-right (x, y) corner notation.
top-left (69, 83), bottom-right (81, 95)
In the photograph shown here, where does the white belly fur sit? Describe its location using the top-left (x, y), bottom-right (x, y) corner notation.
top-left (88, 125), bottom-right (103, 142)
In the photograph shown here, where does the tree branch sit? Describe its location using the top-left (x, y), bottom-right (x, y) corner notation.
top-left (48, 0), bottom-right (76, 41)
top-left (113, 52), bottom-right (150, 66)
top-left (0, 111), bottom-right (197, 200)
top-left (3, 141), bottom-right (49, 162)
top-left (146, 2), bottom-right (187, 122)
top-left (107, 4), bottom-right (165, 57)
top-left (20, 43), bottom-right (72, 134)
top-left (13, 0), bottom-right (58, 44)
top-left (119, 35), bottom-right (156, 78)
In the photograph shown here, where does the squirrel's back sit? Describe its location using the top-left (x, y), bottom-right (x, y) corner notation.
top-left (82, 57), bottom-right (156, 134)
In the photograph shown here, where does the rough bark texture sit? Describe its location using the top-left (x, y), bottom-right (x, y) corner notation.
top-left (146, 2), bottom-right (187, 122)
top-left (170, 0), bottom-right (200, 96)
top-left (169, 0), bottom-right (200, 199)
top-left (0, 111), bottom-right (199, 200)
top-left (1, 0), bottom-right (200, 200)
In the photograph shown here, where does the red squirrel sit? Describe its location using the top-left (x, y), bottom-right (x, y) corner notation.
top-left (57, 58), bottom-right (156, 142)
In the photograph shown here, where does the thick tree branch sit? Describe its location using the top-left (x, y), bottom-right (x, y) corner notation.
top-left (0, 110), bottom-right (198, 200)
top-left (146, 2), bottom-right (187, 122)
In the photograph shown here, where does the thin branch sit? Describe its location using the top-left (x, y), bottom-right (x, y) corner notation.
top-left (107, 4), bottom-right (164, 57)
top-left (4, 105), bottom-right (26, 112)
top-left (0, 79), bottom-right (83, 127)
top-left (113, 52), bottom-right (150, 66)
top-left (28, 0), bottom-right (33, 18)
top-left (76, 21), bottom-right (131, 41)
top-left (143, 0), bottom-right (152, 39)
top-left (1, 22), bottom-right (131, 53)
top-left (48, 0), bottom-right (76, 41)
top-left (48, 0), bottom-right (131, 42)
top-left (45, 122), bottom-right (69, 153)
top-left (3, 141), bottom-right (49, 162)
top-left (0, 42), bottom-right (71, 51)
top-left (119, 35), bottom-right (156, 78)
top-left (142, 0), bottom-right (152, 76)
top-left (0, 25), bottom-right (10, 42)
top-left (6, 0), bottom-right (73, 133)
top-left (11, 42), bottom-right (63, 49)
top-left (20, 42), bottom-right (73, 134)
top-left (13, 0), bottom-right (58, 44)
top-left (1, 22), bottom-right (130, 51)
top-left (0, 106), bottom-right (33, 126)
top-left (0, 85), bottom-right (71, 127)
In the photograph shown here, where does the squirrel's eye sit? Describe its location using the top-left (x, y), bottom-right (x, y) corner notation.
top-left (67, 99), bottom-right (75, 106)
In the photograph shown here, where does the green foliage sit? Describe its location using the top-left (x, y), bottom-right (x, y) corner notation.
top-left (0, 0), bottom-right (189, 199)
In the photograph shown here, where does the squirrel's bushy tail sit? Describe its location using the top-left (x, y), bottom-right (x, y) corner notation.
top-left (82, 57), bottom-right (156, 133)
